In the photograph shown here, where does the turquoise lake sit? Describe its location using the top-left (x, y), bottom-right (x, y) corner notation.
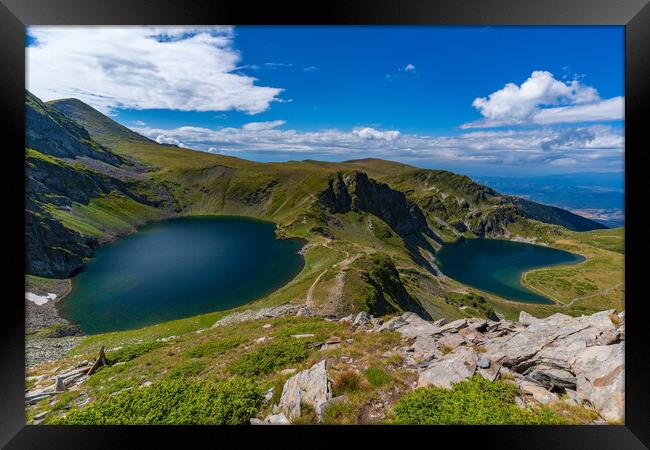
top-left (435, 238), bottom-right (585, 304)
top-left (59, 216), bottom-right (305, 334)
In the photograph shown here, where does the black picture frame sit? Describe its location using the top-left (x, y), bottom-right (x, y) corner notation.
top-left (2, 0), bottom-right (648, 448)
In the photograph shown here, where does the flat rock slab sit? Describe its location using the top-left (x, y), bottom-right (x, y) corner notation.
top-left (418, 346), bottom-right (478, 389)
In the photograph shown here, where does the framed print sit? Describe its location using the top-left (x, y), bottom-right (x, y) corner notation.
top-left (1, 0), bottom-right (648, 448)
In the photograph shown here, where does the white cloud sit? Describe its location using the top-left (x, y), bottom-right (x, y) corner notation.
top-left (154, 135), bottom-right (186, 147)
top-left (533, 96), bottom-right (624, 124)
top-left (27, 26), bottom-right (283, 114)
top-left (242, 120), bottom-right (286, 131)
top-left (353, 127), bottom-right (400, 141)
top-left (131, 122), bottom-right (623, 170)
top-left (462, 71), bottom-right (621, 128)
top-left (404, 64), bottom-right (416, 72)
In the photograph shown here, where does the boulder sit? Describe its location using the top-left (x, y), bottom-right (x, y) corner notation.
top-left (275, 360), bottom-right (332, 420)
top-left (516, 379), bottom-right (559, 405)
top-left (410, 336), bottom-right (443, 361)
top-left (378, 316), bottom-right (408, 332)
top-left (392, 313), bottom-right (439, 338)
top-left (524, 364), bottom-right (576, 390)
top-left (418, 346), bottom-right (478, 389)
top-left (477, 355), bottom-right (490, 369)
top-left (353, 312), bottom-right (372, 326)
top-left (438, 318), bottom-right (468, 334)
top-left (264, 413), bottom-right (291, 425)
top-left (518, 311), bottom-right (540, 326)
top-left (570, 342), bottom-right (624, 423)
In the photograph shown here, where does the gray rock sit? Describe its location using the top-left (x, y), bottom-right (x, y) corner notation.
top-left (438, 334), bottom-right (465, 351)
top-left (264, 413), bottom-right (291, 425)
top-left (438, 318), bottom-right (468, 334)
top-left (518, 311), bottom-right (540, 326)
top-left (410, 336), bottom-right (443, 361)
top-left (392, 313), bottom-right (439, 338)
top-left (276, 360), bottom-right (332, 420)
top-left (263, 387), bottom-right (275, 403)
top-left (570, 342), bottom-right (624, 423)
top-left (525, 364), bottom-right (576, 390)
top-left (54, 376), bottom-right (66, 392)
top-left (516, 379), bottom-right (559, 405)
top-left (418, 346), bottom-right (478, 389)
top-left (353, 311), bottom-right (372, 326)
top-left (378, 316), bottom-right (408, 332)
top-left (477, 355), bottom-right (490, 369)
top-left (250, 418), bottom-right (264, 425)
top-left (432, 318), bottom-right (448, 327)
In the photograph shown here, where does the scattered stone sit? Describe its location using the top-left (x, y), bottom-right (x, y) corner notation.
top-left (339, 314), bottom-right (354, 323)
top-left (290, 334), bottom-right (315, 339)
top-left (432, 318), bottom-right (448, 327)
top-left (525, 364), bottom-right (576, 390)
top-left (141, 381), bottom-right (153, 388)
top-left (345, 339), bottom-right (354, 344)
top-left (377, 316), bottom-right (408, 332)
top-left (250, 418), bottom-right (264, 425)
top-left (34, 411), bottom-right (49, 420)
top-left (262, 324), bottom-right (272, 329)
top-left (54, 376), bottom-right (66, 393)
top-left (353, 311), bottom-right (371, 326)
top-left (263, 387), bottom-right (275, 403)
top-left (326, 336), bottom-right (341, 344)
top-left (265, 413), bottom-right (291, 425)
top-left (256, 337), bottom-right (268, 343)
top-left (280, 368), bottom-right (297, 376)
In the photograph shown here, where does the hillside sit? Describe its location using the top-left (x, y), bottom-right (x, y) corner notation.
top-left (26, 91), bottom-right (620, 326)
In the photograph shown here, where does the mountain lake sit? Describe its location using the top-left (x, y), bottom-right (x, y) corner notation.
top-left (435, 238), bottom-right (585, 304)
top-left (59, 216), bottom-right (305, 334)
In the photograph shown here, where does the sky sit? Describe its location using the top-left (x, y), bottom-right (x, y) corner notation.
top-left (26, 26), bottom-right (625, 176)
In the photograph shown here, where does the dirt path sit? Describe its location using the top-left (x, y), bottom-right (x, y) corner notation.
top-left (305, 242), bottom-right (361, 308)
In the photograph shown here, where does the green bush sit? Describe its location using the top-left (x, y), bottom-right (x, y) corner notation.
top-left (392, 376), bottom-right (567, 425)
top-left (229, 338), bottom-right (311, 377)
top-left (48, 378), bottom-right (262, 425)
top-left (185, 337), bottom-right (243, 359)
top-left (106, 341), bottom-right (165, 364)
top-left (168, 359), bottom-right (209, 379)
top-left (363, 365), bottom-right (392, 388)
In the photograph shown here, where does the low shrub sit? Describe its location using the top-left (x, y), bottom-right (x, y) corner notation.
top-left (106, 341), bottom-right (165, 365)
top-left (185, 337), bottom-right (243, 359)
top-left (332, 370), bottom-right (363, 396)
top-left (229, 338), bottom-right (311, 377)
top-left (392, 376), bottom-right (567, 425)
top-left (48, 378), bottom-right (262, 425)
top-left (363, 365), bottom-right (392, 388)
top-left (168, 359), bottom-right (209, 379)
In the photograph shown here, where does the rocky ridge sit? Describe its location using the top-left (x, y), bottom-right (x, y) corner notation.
top-left (220, 305), bottom-right (625, 424)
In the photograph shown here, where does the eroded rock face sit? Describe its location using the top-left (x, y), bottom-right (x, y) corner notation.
top-left (274, 360), bottom-right (332, 421)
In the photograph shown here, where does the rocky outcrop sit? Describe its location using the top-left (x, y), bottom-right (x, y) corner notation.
top-left (211, 304), bottom-right (315, 328)
top-left (318, 172), bottom-right (442, 271)
top-left (373, 309), bottom-right (625, 423)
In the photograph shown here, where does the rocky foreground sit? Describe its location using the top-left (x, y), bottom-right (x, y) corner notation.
top-left (212, 305), bottom-right (625, 424)
top-left (27, 305), bottom-right (624, 425)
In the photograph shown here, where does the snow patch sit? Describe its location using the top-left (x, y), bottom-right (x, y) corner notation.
top-left (25, 292), bottom-right (57, 306)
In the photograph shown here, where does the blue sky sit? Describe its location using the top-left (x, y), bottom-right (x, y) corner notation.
top-left (26, 26), bottom-right (624, 176)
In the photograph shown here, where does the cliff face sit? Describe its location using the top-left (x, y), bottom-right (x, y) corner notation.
top-left (319, 171), bottom-right (432, 239)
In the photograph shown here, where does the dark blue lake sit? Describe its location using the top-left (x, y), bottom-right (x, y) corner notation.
top-left (59, 216), bottom-right (305, 334)
top-left (435, 238), bottom-right (584, 304)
